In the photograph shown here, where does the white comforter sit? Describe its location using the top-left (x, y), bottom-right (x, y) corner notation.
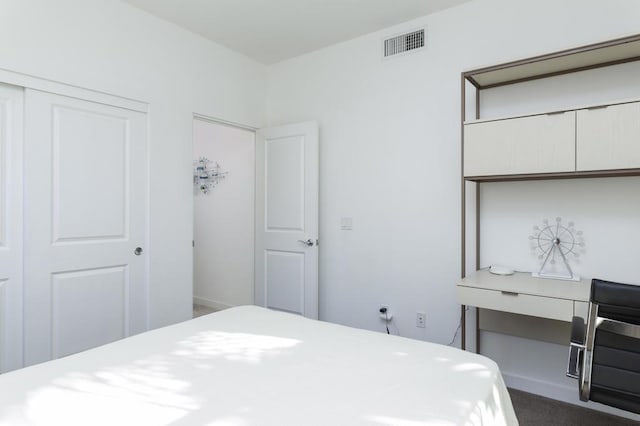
top-left (0, 306), bottom-right (517, 425)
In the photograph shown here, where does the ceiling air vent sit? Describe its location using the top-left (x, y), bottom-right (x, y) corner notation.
top-left (384, 29), bottom-right (425, 58)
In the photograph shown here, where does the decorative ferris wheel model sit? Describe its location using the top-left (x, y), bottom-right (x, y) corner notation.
top-left (529, 217), bottom-right (584, 281)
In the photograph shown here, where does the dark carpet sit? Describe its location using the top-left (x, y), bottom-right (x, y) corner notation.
top-left (509, 388), bottom-right (639, 425)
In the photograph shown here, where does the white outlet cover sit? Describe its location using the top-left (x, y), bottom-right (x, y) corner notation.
top-left (341, 217), bottom-right (353, 230)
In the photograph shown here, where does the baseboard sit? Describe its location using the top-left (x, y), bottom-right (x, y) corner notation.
top-left (503, 372), bottom-right (639, 421)
top-left (193, 296), bottom-right (234, 312)
top-left (503, 372), bottom-right (575, 401)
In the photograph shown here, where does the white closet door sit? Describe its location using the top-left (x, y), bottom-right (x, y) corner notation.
top-left (24, 89), bottom-right (148, 366)
top-left (0, 83), bottom-right (23, 373)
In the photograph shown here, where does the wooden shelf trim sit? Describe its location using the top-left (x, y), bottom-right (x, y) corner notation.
top-left (464, 168), bottom-right (640, 182)
top-left (464, 34), bottom-right (640, 89)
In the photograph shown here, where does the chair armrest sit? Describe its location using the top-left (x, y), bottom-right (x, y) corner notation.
top-left (567, 316), bottom-right (586, 379)
top-left (571, 316), bottom-right (585, 345)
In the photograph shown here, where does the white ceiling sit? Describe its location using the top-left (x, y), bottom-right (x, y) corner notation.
top-left (123, 0), bottom-right (470, 64)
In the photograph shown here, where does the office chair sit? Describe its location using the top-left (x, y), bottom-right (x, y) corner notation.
top-left (566, 278), bottom-right (640, 414)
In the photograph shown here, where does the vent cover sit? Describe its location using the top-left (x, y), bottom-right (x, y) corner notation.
top-left (384, 29), bottom-right (425, 58)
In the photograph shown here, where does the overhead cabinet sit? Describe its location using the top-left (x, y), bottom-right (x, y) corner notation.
top-left (464, 112), bottom-right (575, 177)
top-left (577, 102), bottom-right (640, 171)
top-left (464, 100), bottom-right (640, 178)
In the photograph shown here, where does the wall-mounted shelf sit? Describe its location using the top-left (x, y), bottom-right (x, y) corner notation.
top-left (464, 34), bottom-right (640, 89)
top-left (463, 168), bottom-right (640, 183)
top-left (459, 33), bottom-right (640, 352)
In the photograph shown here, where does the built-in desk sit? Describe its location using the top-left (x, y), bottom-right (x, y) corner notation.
top-left (457, 270), bottom-right (592, 350)
top-left (459, 33), bottom-right (640, 351)
top-left (458, 270), bottom-right (591, 321)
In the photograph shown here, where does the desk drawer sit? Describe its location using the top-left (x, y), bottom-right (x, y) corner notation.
top-left (457, 286), bottom-right (574, 322)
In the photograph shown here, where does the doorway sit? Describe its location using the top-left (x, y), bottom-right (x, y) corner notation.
top-left (192, 117), bottom-right (255, 316)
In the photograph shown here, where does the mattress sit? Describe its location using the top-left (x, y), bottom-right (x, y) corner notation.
top-left (0, 306), bottom-right (517, 425)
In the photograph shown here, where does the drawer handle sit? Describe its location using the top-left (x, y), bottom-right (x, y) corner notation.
top-left (545, 110), bottom-right (566, 116)
top-left (501, 291), bottom-right (519, 296)
top-left (587, 105), bottom-right (609, 110)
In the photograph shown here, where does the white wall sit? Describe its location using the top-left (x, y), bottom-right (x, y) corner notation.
top-left (0, 0), bottom-right (266, 328)
top-left (192, 119), bottom-right (255, 311)
top-left (265, 0), bottom-right (640, 414)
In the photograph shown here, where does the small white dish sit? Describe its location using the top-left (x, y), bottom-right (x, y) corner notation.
top-left (489, 265), bottom-right (515, 276)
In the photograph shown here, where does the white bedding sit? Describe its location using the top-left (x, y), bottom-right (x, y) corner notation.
top-left (0, 306), bottom-right (517, 425)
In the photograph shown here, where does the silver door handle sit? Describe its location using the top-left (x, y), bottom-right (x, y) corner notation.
top-left (297, 239), bottom-right (314, 247)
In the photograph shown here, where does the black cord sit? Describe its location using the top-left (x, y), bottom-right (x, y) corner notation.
top-left (385, 312), bottom-right (390, 334)
top-left (448, 306), bottom-right (469, 346)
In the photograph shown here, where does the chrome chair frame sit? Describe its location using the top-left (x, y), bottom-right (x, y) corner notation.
top-left (567, 291), bottom-right (640, 404)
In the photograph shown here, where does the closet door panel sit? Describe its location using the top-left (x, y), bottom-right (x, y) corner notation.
top-left (464, 112), bottom-right (575, 177)
top-left (577, 102), bottom-right (640, 171)
top-left (53, 106), bottom-right (127, 242)
top-left (0, 83), bottom-right (23, 373)
top-left (24, 89), bottom-right (148, 366)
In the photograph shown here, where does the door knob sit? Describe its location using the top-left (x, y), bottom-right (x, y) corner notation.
top-left (297, 239), bottom-right (314, 247)
top-left (134, 247), bottom-right (143, 255)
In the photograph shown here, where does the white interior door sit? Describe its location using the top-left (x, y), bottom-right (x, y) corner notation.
top-left (24, 89), bottom-right (148, 366)
top-left (0, 83), bottom-right (23, 373)
top-left (255, 121), bottom-right (318, 319)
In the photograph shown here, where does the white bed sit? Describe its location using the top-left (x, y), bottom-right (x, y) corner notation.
top-left (0, 306), bottom-right (517, 425)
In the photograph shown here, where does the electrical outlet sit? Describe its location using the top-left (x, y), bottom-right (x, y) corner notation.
top-left (379, 305), bottom-right (392, 321)
top-left (416, 312), bottom-right (426, 328)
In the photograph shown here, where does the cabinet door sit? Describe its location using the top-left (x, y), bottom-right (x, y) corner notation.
top-left (576, 102), bottom-right (640, 171)
top-left (464, 111), bottom-right (575, 177)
